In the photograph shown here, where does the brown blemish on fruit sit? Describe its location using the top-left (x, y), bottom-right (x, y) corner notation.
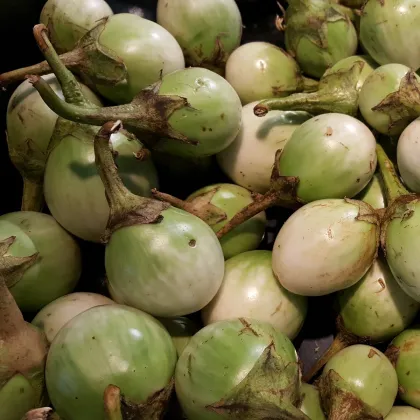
top-left (238, 318), bottom-right (260, 337)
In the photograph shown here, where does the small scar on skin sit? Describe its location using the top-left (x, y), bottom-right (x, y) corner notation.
top-left (189, 239), bottom-right (196, 247)
top-left (325, 127), bottom-right (333, 136)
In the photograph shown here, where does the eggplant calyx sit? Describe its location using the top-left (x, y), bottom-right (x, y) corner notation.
top-left (94, 121), bottom-right (170, 242)
top-left (207, 342), bottom-right (309, 420)
top-left (104, 379), bottom-right (174, 420)
top-left (0, 19), bottom-right (127, 90)
top-left (70, 18), bottom-right (128, 87)
top-left (286, 0), bottom-right (352, 51)
top-left (319, 369), bottom-right (383, 420)
top-left (303, 317), bottom-right (369, 383)
top-left (0, 236), bottom-right (39, 288)
top-left (372, 71), bottom-right (420, 135)
top-left (29, 75), bottom-right (194, 146)
top-left (22, 408), bottom-right (60, 420)
top-left (152, 188), bottom-right (228, 226)
top-left (254, 62), bottom-right (362, 117)
top-left (216, 150), bottom-right (300, 239)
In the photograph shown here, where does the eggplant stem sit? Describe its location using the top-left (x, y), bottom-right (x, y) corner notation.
top-left (104, 385), bottom-right (124, 420)
top-left (94, 121), bottom-right (170, 241)
top-left (21, 178), bottom-right (44, 212)
top-left (32, 24), bottom-right (89, 106)
top-left (151, 188), bottom-right (227, 226)
top-left (376, 143), bottom-right (409, 203)
top-left (302, 320), bottom-right (364, 383)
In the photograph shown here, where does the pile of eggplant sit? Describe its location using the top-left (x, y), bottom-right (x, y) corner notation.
top-left (2, 0), bottom-right (420, 419)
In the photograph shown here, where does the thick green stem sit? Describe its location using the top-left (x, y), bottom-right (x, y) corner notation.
top-left (33, 25), bottom-right (89, 106)
top-left (104, 386), bottom-right (124, 420)
top-left (254, 63), bottom-right (361, 117)
top-left (376, 143), bottom-right (409, 203)
top-left (21, 178), bottom-right (44, 212)
top-left (28, 76), bottom-right (192, 145)
top-left (93, 121), bottom-right (170, 241)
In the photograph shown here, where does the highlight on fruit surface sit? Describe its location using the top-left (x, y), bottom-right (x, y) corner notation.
top-left (319, 344), bottom-right (398, 419)
top-left (303, 255), bottom-right (419, 382)
top-left (94, 121), bottom-right (225, 317)
top-left (322, 54), bottom-right (377, 91)
top-left (0, 239), bottom-right (49, 420)
top-left (216, 102), bottom-right (312, 194)
top-left (385, 406), bottom-right (420, 419)
top-left (39, 0), bottom-right (113, 54)
top-left (298, 384), bottom-right (325, 420)
top-left (284, 0), bottom-right (358, 78)
top-left (201, 250), bottom-right (308, 339)
top-left (45, 304), bottom-right (177, 420)
top-left (397, 117), bottom-right (420, 192)
top-left (225, 42), bottom-right (318, 105)
top-left (0, 211), bottom-right (82, 313)
top-left (360, 0), bottom-right (420, 71)
top-left (157, 316), bottom-right (200, 357)
top-left (6, 73), bottom-right (102, 212)
top-left (157, 0), bottom-right (242, 74)
top-left (359, 63), bottom-right (420, 136)
top-left (27, 25), bottom-right (159, 242)
top-left (272, 198), bottom-right (380, 296)
top-left (386, 326), bottom-right (420, 410)
top-left (31, 64), bottom-right (242, 158)
top-left (31, 292), bottom-right (114, 344)
top-left (377, 143), bottom-right (420, 302)
top-left (175, 318), bottom-right (307, 420)
top-left (1, 14), bottom-right (185, 104)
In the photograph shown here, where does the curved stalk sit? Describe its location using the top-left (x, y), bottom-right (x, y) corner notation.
top-left (151, 188), bottom-right (227, 225)
top-left (28, 75), bottom-right (193, 145)
top-left (216, 151), bottom-right (300, 238)
top-left (302, 320), bottom-right (365, 383)
top-left (104, 386), bottom-right (123, 420)
top-left (254, 62), bottom-right (362, 117)
top-left (21, 179), bottom-right (44, 212)
top-left (93, 121), bottom-right (170, 241)
top-left (0, 49), bottom-right (82, 89)
top-left (32, 25), bottom-right (89, 107)
top-left (376, 143), bottom-right (409, 203)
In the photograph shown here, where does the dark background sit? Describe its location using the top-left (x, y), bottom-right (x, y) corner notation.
top-left (0, 0), bottom-right (333, 378)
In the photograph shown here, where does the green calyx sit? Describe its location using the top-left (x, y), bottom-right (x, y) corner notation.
top-left (207, 343), bottom-right (309, 419)
top-left (371, 71), bottom-right (420, 135)
top-left (0, 18), bottom-right (127, 89)
top-left (254, 62), bottom-right (361, 117)
top-left (104, 381), bottom-right (174, 420)
top-left (286, 0), bottom-right (350, 51)
top-left (94, 121), bottom-right (169, 241)
top-left (319, 369), bottom-right (383, 420)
